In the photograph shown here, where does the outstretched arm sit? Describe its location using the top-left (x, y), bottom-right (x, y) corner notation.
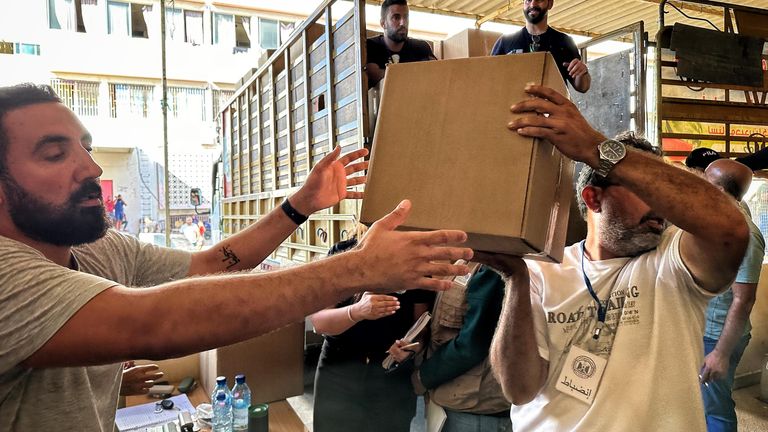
top-left (22, 201), bottom-right (473, 368)
top-left (508, 85), bottom-right (748, 292)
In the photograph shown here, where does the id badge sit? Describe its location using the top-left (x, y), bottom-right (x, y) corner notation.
top-left (555, 345), bottom-right (607, 404)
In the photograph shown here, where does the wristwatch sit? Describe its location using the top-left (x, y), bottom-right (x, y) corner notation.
top-left (595, 139), bottom-right (627, 178)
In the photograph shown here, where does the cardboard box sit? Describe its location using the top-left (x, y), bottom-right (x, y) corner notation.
top-left (360, 53), bottom-right (573, 262)
top-left (441, 28), bottom-right (502, 59)
top-left (199, 322), bottom-right (304, 404)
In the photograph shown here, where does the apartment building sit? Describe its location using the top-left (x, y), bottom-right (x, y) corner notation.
top-left (0, 0), bottom-right (303, 237)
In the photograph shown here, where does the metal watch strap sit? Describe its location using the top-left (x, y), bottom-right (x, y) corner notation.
top-left (281, 199), bottom-right (308, 225)
top-left (596, 158), bottom-right (615, 178)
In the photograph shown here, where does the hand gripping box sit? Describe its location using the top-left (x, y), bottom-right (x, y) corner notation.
top-left (360, 52), bottom-right (573, 262)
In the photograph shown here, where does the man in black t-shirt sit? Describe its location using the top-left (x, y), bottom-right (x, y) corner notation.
top-left (491, 0), bottom-right (591, 93)
top-left (366, 0), bottom-right (436, 88)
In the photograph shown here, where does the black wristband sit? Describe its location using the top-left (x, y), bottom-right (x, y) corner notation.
top-left (281, 199), bottom-right (308, 225)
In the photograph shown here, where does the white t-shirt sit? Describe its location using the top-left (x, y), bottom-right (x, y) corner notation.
top-left (512, 227), bottom-right (721, 432)
top-left (0, 230), bottom-right (191, 431)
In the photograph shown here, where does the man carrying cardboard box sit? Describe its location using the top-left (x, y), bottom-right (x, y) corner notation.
top-left (477, 85), bottom-right (748, 431)
top-left (365, 0), bottom-right (437, 87)
top-left (0, 83), bottom-right (473, 431)
top-left (491, 0), bottom-right (591, 93)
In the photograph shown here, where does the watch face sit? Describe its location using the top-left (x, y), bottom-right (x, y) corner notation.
top-left (600, 140), bottom-right (626, 161)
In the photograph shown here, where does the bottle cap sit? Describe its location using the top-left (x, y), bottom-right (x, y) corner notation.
top-left (216, 376), bottom-right (227, 385)
top-left (235, 374), bottom-right (246, 384)
top-left (215, 391), bottom-right (227, 401)
top-left (249, 403), bottom-right (269, 418)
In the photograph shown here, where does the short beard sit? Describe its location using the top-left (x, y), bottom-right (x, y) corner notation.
top-left (599, 210), bottom-right (665, 257)
top-left (2, 176), bottom-right (110, 246)
top-left (385, 27), bottom-right (407, 43)
top-left (524, 7), bottom-right (547, 25)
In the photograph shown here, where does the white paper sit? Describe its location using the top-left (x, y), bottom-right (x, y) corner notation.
top-left (115, 394), bottom-right (196, 431)
top-left (426, 398), bottom-right (447, 432)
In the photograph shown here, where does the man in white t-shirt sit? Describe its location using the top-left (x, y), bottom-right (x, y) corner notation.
top-left (0, 83), bottom-right (473, 431)
top-left (180, 216), bottom-right (200, 248)
top-left (476, 85), bottom-right (749, 431)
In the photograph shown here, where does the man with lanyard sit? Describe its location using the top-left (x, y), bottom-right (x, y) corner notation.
top-left (491, 0), bottom-right (591, 93)
top-left (474, 84), bottom-right (748, 430)
top-left (365, 0), bottom-right (436, 88)
top-left (700, 159), bottom-right (764, 432)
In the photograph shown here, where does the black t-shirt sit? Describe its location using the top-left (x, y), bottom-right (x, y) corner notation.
top-left (322, 238), bottom-right (434, 362)
top-left (491, 27), bottom-right (581, 86)
top-left (366, 35), bottom-right (436, 70)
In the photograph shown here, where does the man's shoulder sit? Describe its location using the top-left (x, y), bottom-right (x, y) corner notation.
top-left (547, 27), bottom-right (571, 39)
top-left (0, 235), bottom-right (45, 259)
top-left (547, 27), bottom-right (577, 46)
top-left (404, 37), bottom-right (435, 57)
top-left (407, 37), bottom-right (432, 49)
top-left (496, 30), bottom-right (526, 48)
top-left (366, 35), bottom-right (385, 47)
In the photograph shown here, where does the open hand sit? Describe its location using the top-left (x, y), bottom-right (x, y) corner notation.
top-left (352, 292), bottom-right (400, 320)
top-left (290, 146), bottom-right (369, 215)
top-left (120, 362), bottom-right (164, 396)
top-left (355, 200), bottom-right (473, 292)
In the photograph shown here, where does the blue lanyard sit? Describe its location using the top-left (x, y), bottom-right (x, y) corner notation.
top-left (580, 241), bottom-right (606, 340)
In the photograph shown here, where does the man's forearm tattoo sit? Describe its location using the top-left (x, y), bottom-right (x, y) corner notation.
top-left (220, 245), bottom-right (241, 269)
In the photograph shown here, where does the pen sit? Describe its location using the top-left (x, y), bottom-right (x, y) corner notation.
top-left (386, 342), bottom-right (420, 354)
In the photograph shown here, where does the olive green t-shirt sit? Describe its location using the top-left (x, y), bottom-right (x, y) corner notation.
top-left (0, 230), bottom-right (191, 431)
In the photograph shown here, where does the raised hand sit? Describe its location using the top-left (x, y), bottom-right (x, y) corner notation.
top-left (507, 84), bottom-right (606, 166)
top-left (290, 146), bottom-right (369, 215)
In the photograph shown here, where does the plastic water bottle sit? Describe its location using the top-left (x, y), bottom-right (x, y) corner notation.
top-left (231, 374), bottom-right (252, 431)
top-left (212, 390), bottom-right (233, 432)
top-left (210, 376), bottom-right (233, 405)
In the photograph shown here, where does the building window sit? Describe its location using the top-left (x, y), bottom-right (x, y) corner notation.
top-left (166, 8), bottom-right (203, 45)
top-left (107, 1), bottom-right (130, 36)
top-left (165, 7), bottom-right (183, 42)
top-left (48, 0), bottom-right (87, 32)
top-left (258, 18), bottom-right (278, 50)
top-left (131, 3), bottom-right (149, 38)
top-left (50, 79), bottom-right (100, 117)
top-left (280, 21), bottom-right (297, 44)
top-left (235, 16), bottom-right (250, 48)
top-left (212, 90), bottom-right (235, 120)
top-left (212, 13), bottom-right (235, 47)
top-left (168, 87), bottom-right (207, 122)
top-left (185, 10), bottom-right (203, 45)
top-left (110, 83), bottom-right (154, 118)
top-left (13, 43), bottom-right (41, 56)
top-left (107, 1), bottom-right (149, 38)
